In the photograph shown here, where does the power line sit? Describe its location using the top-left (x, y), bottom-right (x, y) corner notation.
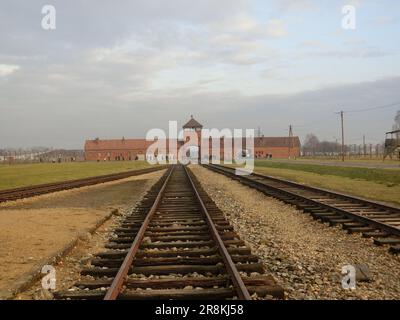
top-left (344, 101), bottom-right (400, 113)
top-left (333, 102), bottom-right (400, 162)
top-left (290, 101), bottom-right (399, 131)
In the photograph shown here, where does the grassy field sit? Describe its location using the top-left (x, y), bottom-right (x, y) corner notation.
top-left (254, 161), bottom-right (400, 186)
top-left (299, 157), bottom-right (399, 163)
top-left (292, 157), bottom-right (400, 165)
top-left (0, 161), bottom-right (154, 190)
top-left (235, 160), bottom-right (400, 205)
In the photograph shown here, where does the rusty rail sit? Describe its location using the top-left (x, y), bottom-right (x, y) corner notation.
top-left (0, 165), bottom-right (167, 203)
top-left (55, 164), bottom-right (283, 300)
top-left (104, 166), bottom-right (174, 300)
top-left (184, 166), bottom-right (251, 300)
top-left (205, 164), bottom-right (400, 253)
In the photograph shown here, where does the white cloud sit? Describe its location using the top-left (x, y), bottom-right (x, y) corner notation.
top-left (298, 40), bottom-right (326, 48)
top-left (0, 1), bottom-right (398, 148)
top-left (346, 0), bottom-right (363, 8)
top-left (276, 0), bottom-right (313, 11)
top-left (0, 64), bottom-right (20, 77)
top-left (266, 19), bottom-right (287, 37)
top-left (212, 15), bottom-right (287, 39)
top-left (371, 16), bottom-right (396, 25)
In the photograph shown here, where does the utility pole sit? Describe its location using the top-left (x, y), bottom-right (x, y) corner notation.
top-left (363, 135), bottom-right (366, 157)
top-left (339, 111), bottom-right (345, 162)
top-left (288, 125), bottom-right (293, 159)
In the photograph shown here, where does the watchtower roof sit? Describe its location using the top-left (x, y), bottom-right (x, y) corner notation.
top-left (386, 129), bottom-right (400, 135)
top-left (183, 115), bottom-right (203, 129)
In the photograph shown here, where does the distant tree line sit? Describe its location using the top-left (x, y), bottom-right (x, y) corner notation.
top-left (301, 110), bottom-right (400, 157)
top-left (301, 134), bottom-right (385, 157)
top-left (302, 134), bottom-right (342, 156)
top-left (0, 147), bottom-right (51, 156)
top-left (0, 147), bottom-right (84, 163)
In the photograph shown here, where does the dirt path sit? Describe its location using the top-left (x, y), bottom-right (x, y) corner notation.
top-left (0, 170), bottom-right (165, 298)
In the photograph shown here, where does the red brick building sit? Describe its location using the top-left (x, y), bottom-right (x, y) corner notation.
top-left (84, 138), bottom-right (156, 161)
top-left (253, 137), bottom-right (301, 159)
top-left (84, 117), bottom-right (301, 161)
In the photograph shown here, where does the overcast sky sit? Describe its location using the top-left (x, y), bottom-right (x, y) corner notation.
top-left (0, 0), bottom-right (399, 149)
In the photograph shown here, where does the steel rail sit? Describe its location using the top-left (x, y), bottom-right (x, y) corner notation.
top-left (205, 164), bottom-right (400, 237)
top-left (231, 165), bottom-right (400, 213)
top-left (103, 166), bottom-right (174, 300)
top-left (184, 166), bottom-right (251, 300)
top-left (0, 165), bottom-right (167, 203)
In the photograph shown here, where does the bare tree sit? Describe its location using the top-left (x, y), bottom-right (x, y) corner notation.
top-left (303, 134), bottom-right (320, 156)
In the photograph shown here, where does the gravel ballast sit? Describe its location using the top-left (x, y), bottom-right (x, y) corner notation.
top-left (190, 165), bottom-right (400, 300)
top-left (4, 170), bottom-right (166, 299)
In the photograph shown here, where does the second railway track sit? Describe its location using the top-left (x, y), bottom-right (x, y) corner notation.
top-left (0, 166), bottom-right (166, 203)
top-left (55, 165), bottom-right (283, 300)
top-left (204, 164), bottom-right (400, 254)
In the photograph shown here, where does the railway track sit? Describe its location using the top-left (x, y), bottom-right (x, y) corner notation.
top-left (54, 165), bottom-right (283, 300)
top-left (0, 166), bottom-right (166, 203)
top-left (204, 164), bottom-right (400, 254)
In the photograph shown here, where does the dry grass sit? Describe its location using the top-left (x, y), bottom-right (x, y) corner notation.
top-left (0, 161), bottom-right (153, 190)
top-left (254, 166), bottom-right (400, 206)
top-left (299, 157), bottom-right (400, 164)
top-left (253, 161), bottom-right (400, 185)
